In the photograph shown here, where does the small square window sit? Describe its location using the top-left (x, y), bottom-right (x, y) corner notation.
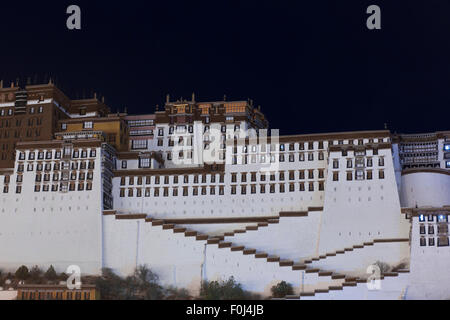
top-left (438, 237), bottom-right (449, 247)
top-left (419, 225), bottom-right (426, 234)
top-left (346, 172), bottom-right (352, 181)
top-left (429, 238), bottom-right (435, 246)
top-left (419, 237), bottom-right (426, 246)
top-left (333, 172), bottom-right (339, 181)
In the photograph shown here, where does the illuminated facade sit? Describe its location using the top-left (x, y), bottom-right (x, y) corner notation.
top-left (0, 80), bottom-right (449, 299)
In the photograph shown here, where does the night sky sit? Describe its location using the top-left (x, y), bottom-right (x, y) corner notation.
top-left (1, 0), bottom-right (449, 135)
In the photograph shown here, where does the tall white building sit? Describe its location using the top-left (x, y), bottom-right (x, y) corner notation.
top-left (0, 82), bottom-right (449, 299)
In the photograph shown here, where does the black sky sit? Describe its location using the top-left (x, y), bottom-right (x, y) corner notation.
top-left (1, 0), bottom-right (449, 135)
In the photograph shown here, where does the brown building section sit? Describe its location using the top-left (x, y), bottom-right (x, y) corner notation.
top-left (68, 96), bottom-right (110, 117)
top-left (58, 115), bottom-right (129, 152)
top-left (0, 81), bottom-right (114, 169)
top-left (0, 82), bottom-right (74, 169)
top-left (155, 94), bottom-right (269, 129)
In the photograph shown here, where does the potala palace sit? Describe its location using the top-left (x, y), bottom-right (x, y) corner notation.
top-left (0, 80), bottom-right (449, 299)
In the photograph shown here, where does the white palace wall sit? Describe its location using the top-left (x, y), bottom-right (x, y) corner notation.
top-left (3, 129), bottom-right (450, 299)
top-left (400, 171), bottom-right (450, 208)
top-left (0, 146), bottom-right (104, 275)
top-left (318, 147), bottom-right (410, 255)
top-left (112, 187), bottom-right (316, 220)
top-left (102, 214), bottom-right (206, 294)
top-left (112, 165), bottom-right (326, 229)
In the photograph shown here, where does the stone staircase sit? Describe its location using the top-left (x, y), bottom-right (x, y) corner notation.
top-left (105, 210), bottom-right (411, 299)
top-left (301, 238), bottom-right (410, 276)
top-left (303, 238), bottom-right (410, 264)
top-left (284, 269), bottom-right (411, 300)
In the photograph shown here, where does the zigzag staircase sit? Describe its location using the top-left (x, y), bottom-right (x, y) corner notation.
top-left (302, 238), bottom-right (410, 265)
top-left (104, 208), bottom-right (411, 299)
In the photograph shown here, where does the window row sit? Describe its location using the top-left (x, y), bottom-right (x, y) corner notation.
top-left (0, 108), bottom-right (13, 116)
top-left (19, 290), bottom-right (91, 300)
top-left (19, 149), bottom-right (96, 161)
top-left (168, 125), bottom-right (194, 135)
top-left (419, 224), bottom-right (448, 235)
top-left (340, 149), bottom-right (379, 157)
top-left (176, 136), bottom-right (385, 149)
top-left (4, 183), bottom-right (91, 194)
top-left (168, 136), bottom-right (194, 147)
top-left (231, 152), bottom-right (325, 165)
top-left (17, 161), bottom-right (95, 172)
top-left (332, 170), bottom-right (385, 181)
top-left (420, 237), bottom-right (449, 247)
top-left (419, 214), bottom-right (448, 223)
top-left (333, 157), bottom-right (384, 169)
top-left (61, 121), bottom-right (94, 130)
top-left (165, 150), bottom-right (194, 162)
top-left (0, 151), bottom-right (14, 161)
top-left (120, 186), bottom-right (224, 197)
top-left (236, 142), bottom-right (326, 153)
top-left (0, 106), bottom-right (44, 117)
top-left (231, 170), bottom-right (325, 183)
top-left (230, 182), bottom-right (324, 194)
top-left (154, 135), bottom-right (384, 151)
top-left (119, 182), bottom-right (325, 198)
top-left (118, 170), bottom-right (325, 186)
top-left (128, 119), bottom-right (154, 127)
top-left (1, 128), bottom-right (42, 137)
top-left (131, 140), bottom-right (148, 150)
top-left (0, 117), bottom-right (44, 127)
top-left (30, 171), bottom-right (94, 183)
top-left (130, 130), bottom-right (154, 136)
top-left (32, 182), bottom-right (93, 193)
top-left (120, 174), bottom-right (226, 186)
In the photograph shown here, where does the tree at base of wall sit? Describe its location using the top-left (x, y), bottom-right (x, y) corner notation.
top-left (200, 276), bottom-right (261, 300)
top-left (15, 266), bottom-right (29, 282)
top-left (94, 265), bottom-right (165, 300)
top-left (44, 265), bottom-right (58, 282)
top-left (29, 266), bottom-right (44, 284)
top-left (374, 261), bottom-right (391, 273)
top-left (270, 281), bottom-right (294, 298)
